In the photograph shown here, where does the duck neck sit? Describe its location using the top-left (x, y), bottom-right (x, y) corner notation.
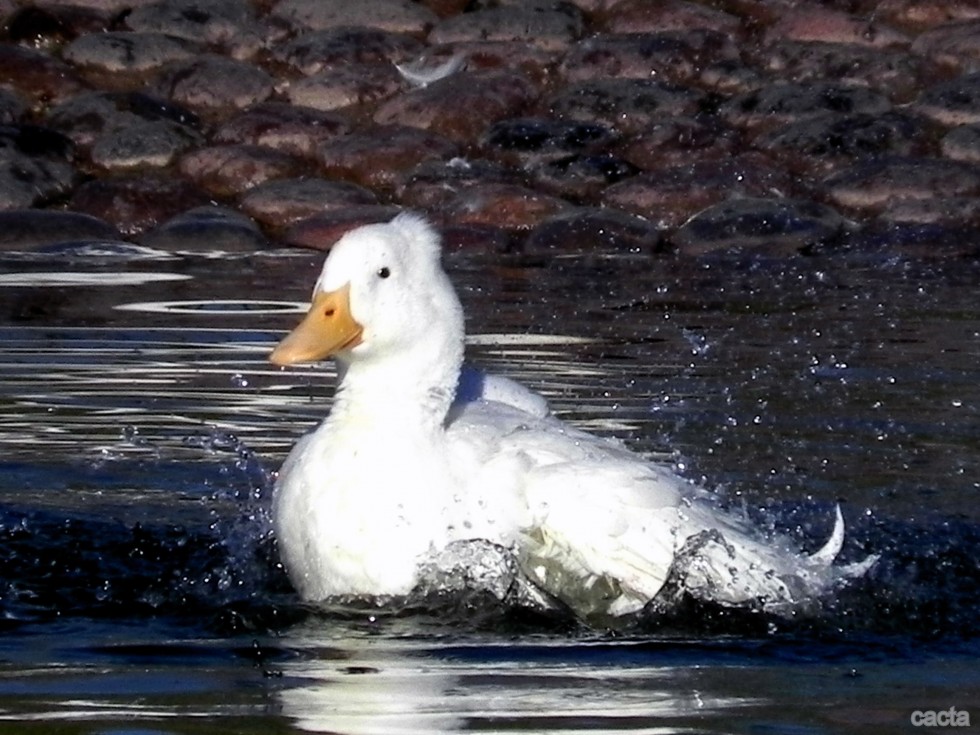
top-left (328, 341), bottom-right (463, 435)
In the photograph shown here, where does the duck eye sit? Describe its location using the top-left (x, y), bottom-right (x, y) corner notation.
top-left (377, 267), bottom-right (391, 279)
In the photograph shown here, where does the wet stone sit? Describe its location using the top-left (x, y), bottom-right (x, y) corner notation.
top-left (756, 41), bottom-right (934, 104)
top-left (915, 72), bottom-right (980, 126)
top-left (212, 103), bottom-right (347, 160)
top-left (599, 0), bottom-right (742, 36)
top-left (0, 124), bottom-right (76, 209)
top-left (0, 209), bottom-right (118, 250)
top-left (669, 197), bottom-right (847, 256)
top-left (824, 157), bottom-right (980, 213)
top-left (68, 175), bottom-right (209, 236)
top-left (0, 88), bottom-right (27, 124)
top-left (440, 182), bottom-right (570, 230)
top-left (45, 91), bottom-right (198, 151)
top-left (911, 20), bottom-right (980, 72)
top-left (616, 116), bottom-right (740, 171)
top-left (140, 205), bottom-right (266, 251)
top-left (529, 154), bottom-right (639, 202)
top-left (62, 31), bottom-right (200, 79)
top-left (941, 124), bottom-right (980, 163)
top-left (877, 0), bottom-right (980, 33)
top-left (283, 63), bottom-right (404, 112)
top-left (394, 157), bottom-right (518, 210)
top-left (284, 204), bottom-right (403, 250)
top-left (723, 82), bottom-right (892, 132)
top-left (602, 153), bottom-right (794, 230)
top-left (239, 177), bottom-right (379, 230)
top-left (5, 5), bottom-right (81, 49)
top-left (373, 70), bottom-right (538, 144)
top-left (274, 27), bottom-right (425, 76)
top-left (875, 196), bottom-right (980, 227)
top-left (762, 6), bottom-right (909, 48)
top-left (549, 79), bottom-right (703, 135)
top-left (0, 43), bottom-right (87, 107)
top-left (439, 222), bottom-right (514, 255)
top-left (436, 41), bottom-right (557, 85)
top-left (522, 208), bottom-right (662, 256)
top-left (271, 0), bottom-right (438, 35)
top-left (89, 118), bottom-right (201, 170)
top-left (559, 31), bottom-right (739, 86)
top-left (428, 4), bottom-right (584, 51)
top-left (318, 125), bottom-right (459, 191)
top-left (482, 117), bottom-right (618, 168)
top-left (757, 112), bottom-right (930, 177)
top-left (155, 55), bottom-right (273, 115)
top-left (178, 144), bottom-right (303, 198)
top-left (124, 0), bottom-right (267, 59)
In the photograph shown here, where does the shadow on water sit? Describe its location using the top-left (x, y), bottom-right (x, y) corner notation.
top-left (0, 247), bottom-right (978, 732)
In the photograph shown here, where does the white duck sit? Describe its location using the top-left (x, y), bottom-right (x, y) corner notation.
top-left (269, 213), bottom-right (875, 621)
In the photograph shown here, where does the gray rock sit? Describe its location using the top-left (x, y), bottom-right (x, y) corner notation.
top-left (549, 79), bottom-right (702, 135)
top-left (429, 4), bottom-right (584, 51)
top-left (669, 197), bottom-right (847, 255)
top-left (212, 102), bottom-right (348, 159)
top-left (0, 125), bottom-right (76, 209)
top-left (942, 123), bottom-right (980, 163)
top-left (0, 209), bottom-right (119, 249)
top-left (0, 87), bottom-right (27, 124)
top-left (90, 118), bottom-right (202, 169)
top-left (523, 208), bottom-right (662, 255)
top-left (125, 0), bottom-right (267, 58)
top-left (724, 82), bottom-right (892, 131)
top-left (271, 0), bottom-right (437, 34)
top-left (140, 205), bottom-right (266, 251)
top-left (824, 157), bottom-right (980, 211)
top-left (239, 177), bottom-right (379, 229)
top-left (916, 72), bottom-right (980, 126)
top-left (274, 27), bottom-right (424, 76)
top-left (62, 31), bottom-right (200, 74)
top-left (283, 63), bottom-right (404, 111)
top-left (156, 55), bottom-right (273, 114)
top-left (911, 19), bottom-right (980, 72)
top-left (178, 144), bottom-right (303, 197)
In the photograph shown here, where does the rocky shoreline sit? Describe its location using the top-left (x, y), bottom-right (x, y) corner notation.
top-left (2, 0), bottom-right (980, 258)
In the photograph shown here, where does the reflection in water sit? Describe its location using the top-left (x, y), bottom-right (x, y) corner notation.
top-left (0, 271), bottom-right (192, 286)
top-left (276, 624), bottom-right (759, 735)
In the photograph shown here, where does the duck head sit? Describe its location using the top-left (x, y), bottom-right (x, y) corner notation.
top-left (270, 214), bottom-right (465, 377)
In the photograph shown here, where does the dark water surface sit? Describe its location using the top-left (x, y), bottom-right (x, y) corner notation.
top-left (0, 246), bottom-right (978, 733)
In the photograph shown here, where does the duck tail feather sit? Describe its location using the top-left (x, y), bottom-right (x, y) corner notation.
top-left (807, 503), bottom-right (845, 567)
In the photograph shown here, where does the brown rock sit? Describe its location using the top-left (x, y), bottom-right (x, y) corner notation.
top-left (877, 0), bottom-right (980, 33)
top-left (62, 31), bottom-right (200, 79)
top-left (669, 197), bottom-right (847, 256)
top-left (482, 117), bottom-right (618, 168)
top-left (373, 70), bottom-right (537, 144)
top-left (212, 103), bottom-right (348, 160)
top-left (0, 43), bottom-right (87, 107)
top-left (723, 82), bottom-right (892, 132)
top-left (439, 222), bottom-right (514, 254)
top-left (599, 0), bottom-right (742, 36)
top-left (318, 125), bottom-right (459, 191)
top-left (559, 31), bottom-right (739, 85)
top-left (617, 116), bottom-right (740, 170)
top-left (602, 153), bottom-right (794, 229)
top-left (283, 63), bottom-right (404, 112)
top-left (284, 205), bottom-right (403, 249)
top-left (915, 72), bottom-right (980, 126)
top-left (755, 41), bottom-right (934, 104)
top-left (529, 154), bottom-right (639, 202)
top-left (941, 123), bottom-right (980, 163)
top-left (549, 78), bottom-right (702, 135)
top-left (441, 182), bottom-right (570, 230)
top-left (823, 157), bottom-right (980, 211)
top-left (911, 20), bottom-right (980, 72)
top-left (762, 6), bottom-right (909, 48)
top-left (68, 175), bottom-right (209, 236)
top-left (239, 177), bottom-right (379, 230)
top-left (275, 27), bottom-right (424, 75)
top-left (429, 5), bottom-right (584, 51)
top-left (124, 0), bottom-right (267, 59)
top-left (178, 144), bottom-right (304, 198)
top-left (155, 55), bottom-right (273, 116)
top-left (432, 41), bottom-right (558, 85)
top-left (394, 158), bottom-right (517, 210)
top-left (271, 0), bottom-right (437, 35)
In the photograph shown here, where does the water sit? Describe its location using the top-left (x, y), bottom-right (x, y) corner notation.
top-left (0, 245), bottom-right (978, 733)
